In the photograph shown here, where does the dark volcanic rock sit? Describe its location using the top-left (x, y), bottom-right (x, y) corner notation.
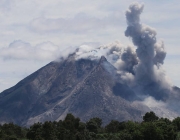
top-left (0, 55), bottom-right (147, 126)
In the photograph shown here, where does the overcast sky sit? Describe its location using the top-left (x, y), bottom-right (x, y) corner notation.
top-left (0, 0), bottom-right (180, 92)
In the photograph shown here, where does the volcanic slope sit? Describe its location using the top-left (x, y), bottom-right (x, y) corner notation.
top-left (0, 55), bottom-right (148, 126)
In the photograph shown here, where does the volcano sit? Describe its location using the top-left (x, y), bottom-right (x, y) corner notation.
top-left (0, 55), bottom-right (151, 126)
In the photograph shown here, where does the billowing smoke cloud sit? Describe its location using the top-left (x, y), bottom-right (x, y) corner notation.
top-left (125, 2), bottom-right (171, 101)
top-left (75, 41), bottom-right (138, 75)
top-left (73, 2), bottom-right (180, 118)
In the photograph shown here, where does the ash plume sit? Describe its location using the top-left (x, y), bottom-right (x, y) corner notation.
top-left (71, 2), bottom-right (179, 117)
top-left (125, 2), bottom-right (170, 100)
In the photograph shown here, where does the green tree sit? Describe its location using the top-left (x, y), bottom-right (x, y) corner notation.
top-left (155, 120), bottom-right (176, 140)
top-left (143, 111), bottom-right (159, 122)
top-left (173, 117), bottom-right (180, 131)
top-left (142, 122), bottom-right (164, 140)
top-left (42, 121), bottom-right (57, 140)
top-left (0, 123), bottom-right (27, 139)
top-left (63, 113), bottom-right (80, 133)
top-left (176, 132), bottom-right (180, 140)
top-left (105, 120), bottom-right (120, 133)
top-left (124, 121), bottom-right (143, 140)
top-left (26, 122), bottom-right (43, 140)
top-left (86, 117), bottom-right (102, 133)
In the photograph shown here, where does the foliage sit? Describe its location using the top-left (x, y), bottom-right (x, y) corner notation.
top-left (0, 122), bottom-right (27, 140)
top-left (143, 111), bottom-right (159, 122)
top-left (0, 111), bottom-right (180, 140)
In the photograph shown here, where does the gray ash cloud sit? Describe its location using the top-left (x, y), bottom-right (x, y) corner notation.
top-left (124, 2), bottom-right (170, 101)
top-left (72, 3), bottom-right (180, 117)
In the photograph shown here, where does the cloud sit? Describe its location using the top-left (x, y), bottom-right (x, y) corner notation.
top-left (0, 40), bottom-right (61, 61)
top-left (29, 12), bottom-right (122, 34)
top-left (0, 0), bottom-right (14, 12)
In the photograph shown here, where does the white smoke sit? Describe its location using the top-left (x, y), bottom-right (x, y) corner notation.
top-left (138, 96), bottom-right (178, 120)
top-left (75, 41), bottom-right (138, 74)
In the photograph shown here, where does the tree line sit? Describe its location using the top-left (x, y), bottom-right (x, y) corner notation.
top-left (1, 111), bottom-right (180, 140)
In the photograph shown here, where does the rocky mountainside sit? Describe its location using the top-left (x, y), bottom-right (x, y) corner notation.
top-left (0, 55), bottom-right (151, 126)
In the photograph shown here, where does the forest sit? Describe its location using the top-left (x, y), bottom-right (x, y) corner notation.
top-left (1, 111), bottom-right (180, 140)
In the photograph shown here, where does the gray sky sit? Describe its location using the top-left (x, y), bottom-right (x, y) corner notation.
top-left (0, 0), bottom-right (180, 92)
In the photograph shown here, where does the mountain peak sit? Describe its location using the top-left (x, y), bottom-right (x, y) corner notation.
top-left (99, 56), bottom-right (107, 63)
